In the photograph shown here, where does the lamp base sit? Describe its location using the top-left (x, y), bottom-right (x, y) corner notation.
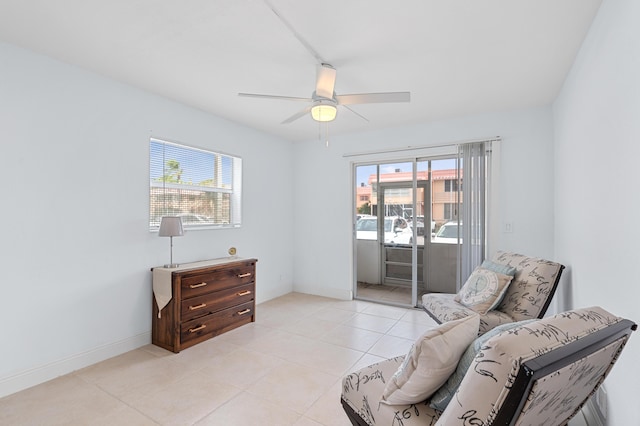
top-left (164, 263), bottom-right (180, 268)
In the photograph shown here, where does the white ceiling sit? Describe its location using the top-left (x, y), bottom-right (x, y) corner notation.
top-left (0, 0), bottom-right (602, 142)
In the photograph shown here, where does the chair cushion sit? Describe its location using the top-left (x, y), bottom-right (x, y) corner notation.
top-left (491, 251), bottom-right (564, 321)
top-left (341, 357), bottom-right (441, 426)
top-left (381, 314), bottom-right (480, 405)
top-left (454, 267), bottom-right (513, 314)
top-left (481, 259), bottom-right (517, 276)
top-left (429, 318), bottom-right (536, 411)
top-left (515, 337), bottom-right (627, 425)
top-left (436, 306), bottom-right (623, 426)
top-left (422, 293), bottom-right (515, 335)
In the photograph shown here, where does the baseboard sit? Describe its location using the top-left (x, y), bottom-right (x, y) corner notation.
top-left (582, 397), bottom-right (605, 426)
top-left (292, 284), bottom-right (352, 301)
top-left (0, 331), bottom-right (151, 399)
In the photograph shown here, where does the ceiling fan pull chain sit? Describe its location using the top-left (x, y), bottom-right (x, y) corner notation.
top-left (325, 122), bottom-right (330, 148)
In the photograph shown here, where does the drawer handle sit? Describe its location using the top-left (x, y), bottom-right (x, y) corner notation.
top-left (188, 324), bottom-right (207, 333)
top-left (237, 308), bottom-right (251, 316)
top-left (237, 290), bottom-right (252, 296)
top-left (190, 282), bottom-right (208, 289)
top-left (189, 303), bottom-right (207, 311)
top-left (237, 273), bottom-right (252, 278)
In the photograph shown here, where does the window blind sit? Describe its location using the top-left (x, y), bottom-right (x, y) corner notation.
top-left (149, 138), bottom-right (242, 230)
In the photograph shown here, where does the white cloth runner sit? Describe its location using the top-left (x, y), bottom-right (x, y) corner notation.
top-left (153, 268), bottom-right (173, 318)
top-left (152, 257), bottom-right (244, 318)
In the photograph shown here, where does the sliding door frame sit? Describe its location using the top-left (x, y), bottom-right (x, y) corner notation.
top-left (350, 138), bottom-right (501, 306)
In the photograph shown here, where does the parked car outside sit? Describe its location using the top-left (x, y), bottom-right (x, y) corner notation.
top-left (409, 216), bottom-right (436, 236)
top-left (150, 213), bottom-right (215, 228)
top-left (176, 213), bottom-right (213, 224)
top-left (356, 216), bottom-right (413, 244)
top-left (432, 221), bottom-right (462, 243)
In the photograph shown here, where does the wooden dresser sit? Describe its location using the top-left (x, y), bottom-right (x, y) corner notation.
top-left (152, 258), bottom-right (257, 353)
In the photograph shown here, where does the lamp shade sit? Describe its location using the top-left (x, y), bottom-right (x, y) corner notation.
top-left (158, 216), bottom-right (184, 237)
top-left (311, 103), bottom-right (337, 122)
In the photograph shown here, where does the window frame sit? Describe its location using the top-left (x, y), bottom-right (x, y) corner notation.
top-left (149, 137), bottom-right (242, 231)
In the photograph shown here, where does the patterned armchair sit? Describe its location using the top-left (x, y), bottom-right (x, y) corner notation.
top-left (422, 251), bottom-right (565, 335)
top-left (341, 306), bottom-right (636, 426)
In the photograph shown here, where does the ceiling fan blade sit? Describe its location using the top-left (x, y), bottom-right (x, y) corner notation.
top-left (342, 105), bottom-right (369, 122)
top-left (336, 92), bottom-right (410, 105)
top-left (315, 64), bottom-right (337, 99)
top-left (238, 93), bottom-right (312, 102)
top-left (281, 106), bottom-right (312, 124)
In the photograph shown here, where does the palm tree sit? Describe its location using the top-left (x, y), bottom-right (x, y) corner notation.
top-left (162, 159), bottom-right (182, 183)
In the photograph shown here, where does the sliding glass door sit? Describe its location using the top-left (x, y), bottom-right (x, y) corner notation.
top-left (354, 161), bottom-right (429, 307)
top-left (353, 141), bottom-right (491, 307)
top-left (376, 181), bottom-right (427, 306)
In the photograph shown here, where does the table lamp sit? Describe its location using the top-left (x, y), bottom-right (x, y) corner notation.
top-left (159, 216), bottom-right (184, 268)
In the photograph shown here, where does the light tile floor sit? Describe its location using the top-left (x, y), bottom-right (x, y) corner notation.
top-left (356, 282), bottom-right (426, 305)
top-left (0, 293), bottom-right (434, 425)
top-left (0, 292), bottom-right (587, 426)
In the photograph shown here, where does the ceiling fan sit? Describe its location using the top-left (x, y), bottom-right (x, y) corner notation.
top-left (238, 63), bottom-right (410, 124)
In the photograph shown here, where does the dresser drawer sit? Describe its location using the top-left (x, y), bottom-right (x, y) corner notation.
top-left (180, 300), bottom-right (255, 345)
top-left (180, 283), bottom-right (255, 322)
top-left (180, 263), bottom-right (255, 299)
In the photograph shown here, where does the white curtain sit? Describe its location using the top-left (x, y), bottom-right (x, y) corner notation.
top-left (456, 141), bottom-right (489, 290)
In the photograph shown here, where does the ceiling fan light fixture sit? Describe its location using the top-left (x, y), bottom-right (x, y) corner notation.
top-left (311, 102), bottom-right (337, 122)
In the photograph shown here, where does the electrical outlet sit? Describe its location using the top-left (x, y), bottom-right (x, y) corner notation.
top-left (504, 222), bottom-right (513, 233)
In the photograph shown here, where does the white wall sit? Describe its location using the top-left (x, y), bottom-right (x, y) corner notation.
top-left (0, 42), bottom-right (294, 397)
top-left (292, 108), bottom-right (557, 301)
top-left (553, 0), bottom-right (640, 423)
top-left (6, 10), bottom-right (618, 407)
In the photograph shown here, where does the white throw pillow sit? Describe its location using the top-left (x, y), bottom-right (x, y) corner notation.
top-left (381, 314), bottom-right (480, 405)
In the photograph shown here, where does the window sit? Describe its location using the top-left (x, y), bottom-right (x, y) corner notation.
top-left (444, 179), bottom-right (461, 192)
top-left (149, 138), bottom-right (242, 230)
top-left (443, 203), bottom-right (459, 221)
